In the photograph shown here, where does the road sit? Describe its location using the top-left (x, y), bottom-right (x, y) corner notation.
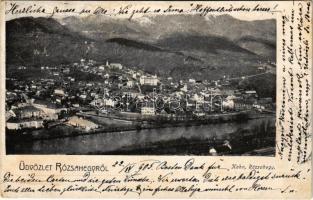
top-left (227, 64), bottom-right (276, 81)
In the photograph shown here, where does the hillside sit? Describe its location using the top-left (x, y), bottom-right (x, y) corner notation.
top-left (59, 14), bottom-right (276, 48)
top-left (236, 36), bottom-right (276, 60)
top-left (157, 34), bottom-right (255, 55)
top-left (6, 17), bottom-right (90, 67)
top-left (6, 16), bottom-right (274, 82)
top-left (59, 14), bottom-right (276, 61)
top-left (106, 38), bottom-right (165, 52)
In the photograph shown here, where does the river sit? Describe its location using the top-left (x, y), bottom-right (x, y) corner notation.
top-left (6, 117), bottom-right (275, 155)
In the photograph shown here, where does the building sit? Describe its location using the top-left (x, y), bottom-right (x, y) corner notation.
top-left (18, 66), bottom-right (27, 70)
top-left (7, 119), bottom-right (44, 130)
top-left (132, 73), bottom-right (139, 79)
top-left (189, 79), bottom-right (196, 84)
top-left (104, 73), bottom-right (110, 79)
top-left (191, 94), bottom-right (204, 103)
top-left (126, 80), bottom-right (134, 88)
top-left (103, 98), bottom-right (115, 107)
top-left (244, 90), bottom-right (258, 98)
top-left (98, 65), bottom-right (105, 70)
top-left (139, 75), bottom-right (159, 86)
top-left (33, 99), bottom-right (67, 114)
top-left (118, 83), bottom-right (124, 89)
top-left (193, 111), bottom-right (205, 117)
top-left (141, 106), bottom-right (155, 115)
top-left (90, 98), bottom-right (115, 108)
top-left (71, 103), bottom-right (80, 108)
top-left (63, 68), bottom-right (70, 73)
top-left (54, 89), bottom-right (65, 96)
top-left (67, 116), bottom-right (98, 131)
top-left (110, 63), bottom-right (123, 70)
top-left (106, 61), bottom-right (123, 70)
top-left (13, 106), bottom-right (43, 119)
top-left (122, 91), bottom-right (140, 98)
top-left (80, 94), bottom-right (87, 100)
top-left (233, 99), bottom-right (254, 111)
top-left (6, 104), bottom-right (58, 130)
top-left (222, 99), bottom-right (235, 110)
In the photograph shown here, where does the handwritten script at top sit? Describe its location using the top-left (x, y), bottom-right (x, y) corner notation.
top-left (277, 2), bottom-right (311, 164)
top-left (1, 159), bottom-right (308, 197)
top-left (5, 3), bottom-right (277, 20)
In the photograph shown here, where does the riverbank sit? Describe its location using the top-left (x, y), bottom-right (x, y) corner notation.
top-left (6, 111), bottom-right (274, 142)
top-left (97, 135), bottom-right (276, 156)
top-left (85, 114), bottom-right (276, 156)
top-left (6, 116), bottom-right (276, 155)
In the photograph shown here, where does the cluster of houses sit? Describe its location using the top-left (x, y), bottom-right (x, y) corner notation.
top-left (6, 59), bottom-right (275, 132)
top-left (6, 98), bottom-right (66, 130)
top-left (6, 97), bottom-right (100, 131)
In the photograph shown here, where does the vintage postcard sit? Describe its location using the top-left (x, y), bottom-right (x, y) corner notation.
top-left (0, 0), bottom-right (312, 198)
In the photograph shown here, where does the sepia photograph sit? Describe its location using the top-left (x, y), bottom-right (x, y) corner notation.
top-left (5, 12), bottom-right (277, 156)
top-left (1, 1), bottom-right (312, 199)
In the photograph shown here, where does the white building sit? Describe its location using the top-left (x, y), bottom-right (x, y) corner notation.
top-left (245, 90), bottom-right (257, 94)
top-left (139, 75), bottom-right (159, 86)
top-left (99, 65), bottom-right (105, 70)
top-left (72, 103), bottom-right (80, 108)
top-left (80, 94), bottom-right (87, 100)
top-left (141, 106), bottom-right (155, 115)
top-left (18, 66), bottom-right (27, 70)
top-left (122, 91), bottom-right (139, 98)
top-left (67, 116), bottom-right (98, 131)
top-left (110, 63), bottom-right (123, 70)
top-left (193, 111), bottom-right (205, 117)
top-left (54, 89), bottom-right (65, 96)
top-left (126, 80), bottom-right (134, 88)
top-left (191, 94), bottom-right (204, 103)
top-left (90, 98), bottom-right (115, 108)
top-left (132, 73), bottom-right (138, 79)
top-left (106, 61), bottom-right (123, 70)
top-left (7, 120), bottom-right (44, 130)
top-left (104, 73), bottom-right (110, 79)
top-left (189, 79), bottom-right (196, 84)
top-left (91, 98), bottom-right (115, 108)
top-left (222, 99), bottom-right (235, 110)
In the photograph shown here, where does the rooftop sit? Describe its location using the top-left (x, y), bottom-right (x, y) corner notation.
top-left (33, 99), bottom-right (63, 109)
top-left (13, 105), bottom-right (42, 114)
top-left (67, 116), bottom-right (98, 128)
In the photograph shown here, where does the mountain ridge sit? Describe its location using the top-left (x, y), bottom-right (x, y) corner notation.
top-left (59, 14), bottom-right (276, 44)
top-left (6, 16), bottom-right (275, 82)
